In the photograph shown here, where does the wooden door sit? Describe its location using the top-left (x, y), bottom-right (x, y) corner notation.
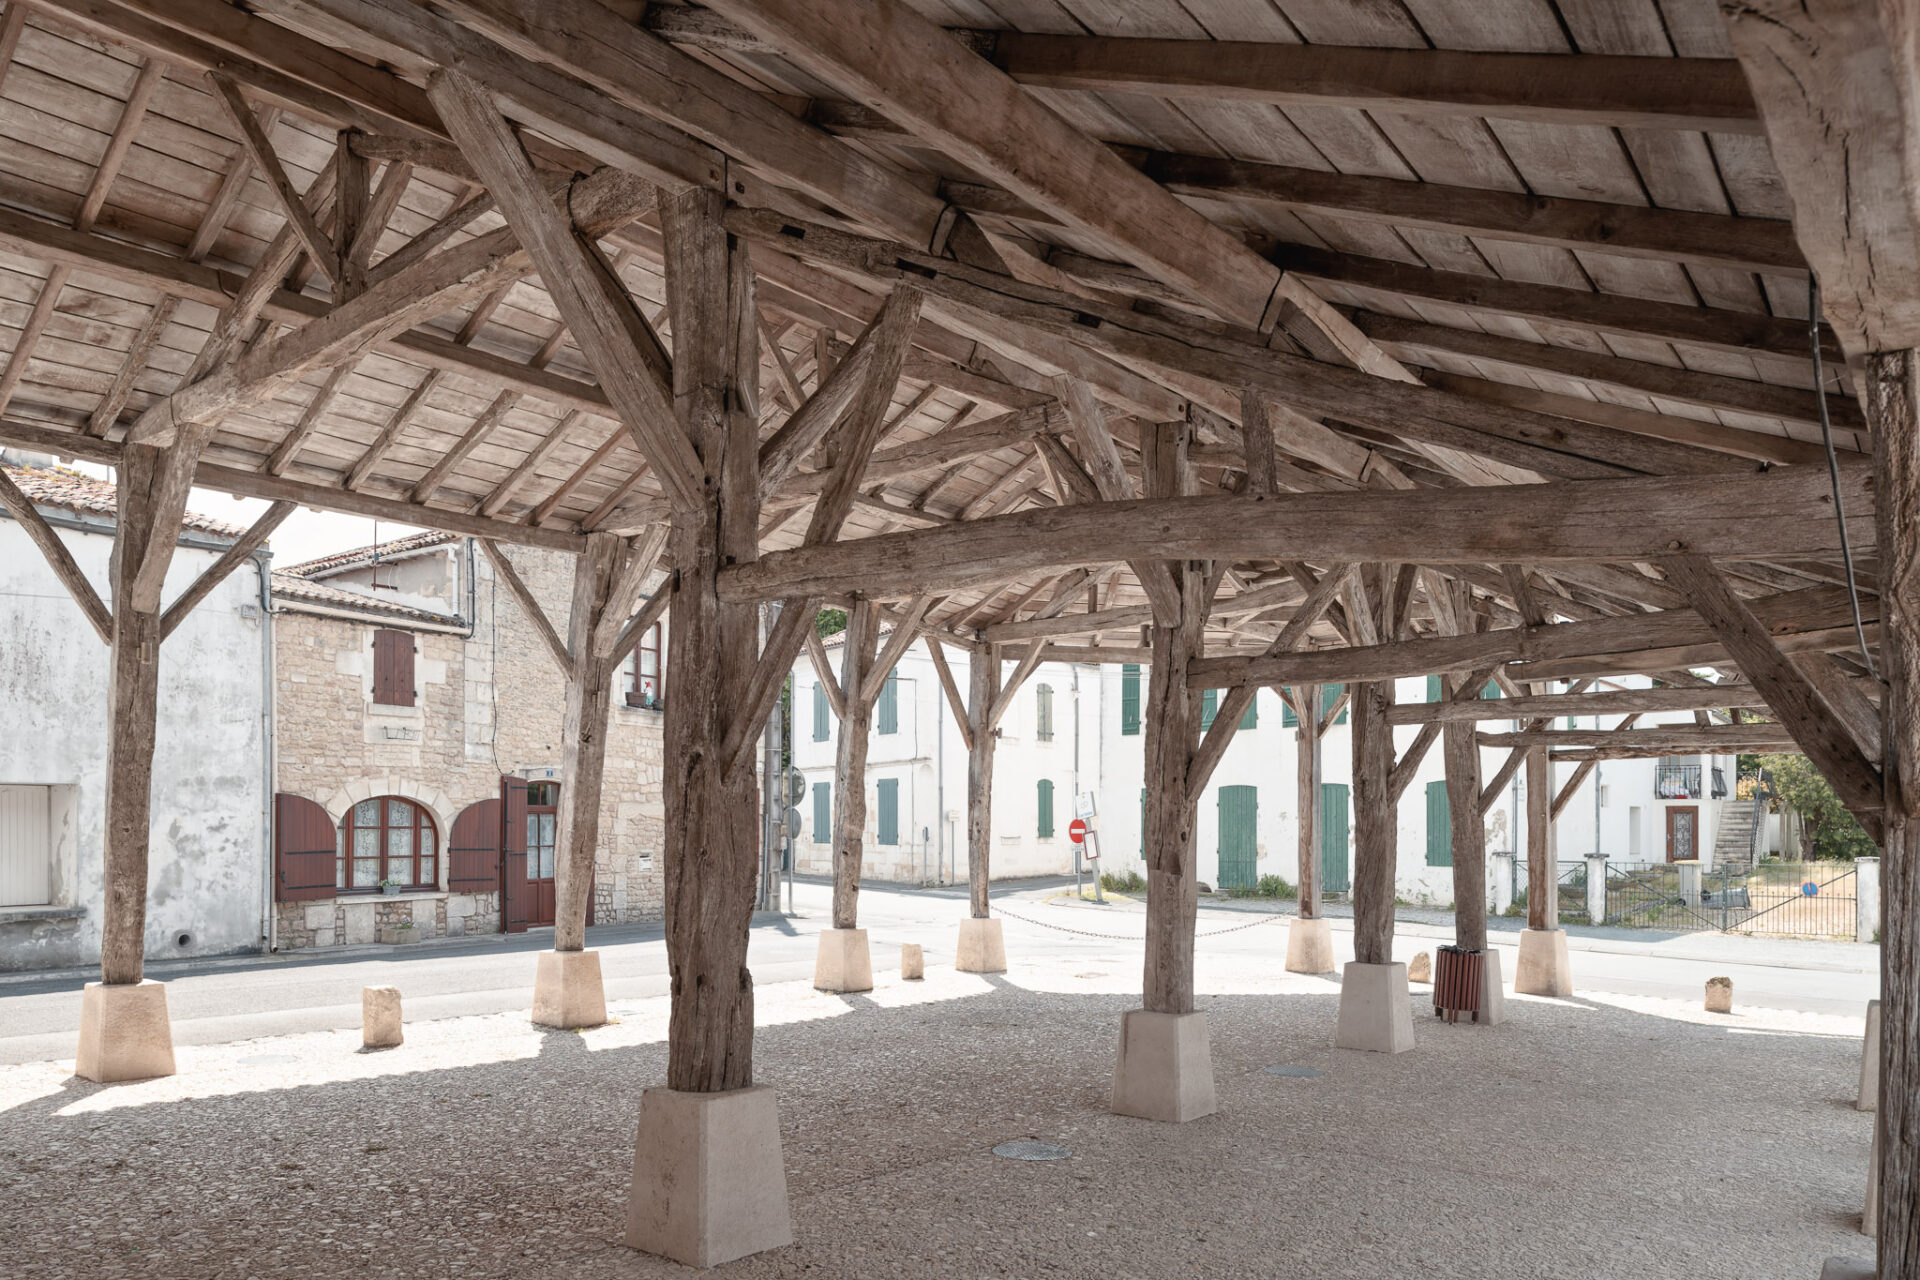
top-left (1320, 783), bottom-right (1351, 894)
top-left (1217, 785), bottom-right (1257, 889)
top-left (1666, 806), bottom-right (1700, 862)
top-left (526, 780), bottom-right (559, 927)
top-left (502, 776), bottom-right (530, 933)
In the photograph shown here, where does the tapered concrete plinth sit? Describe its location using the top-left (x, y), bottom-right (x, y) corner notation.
top-left (1514, 928), bottom-right (1573, 997)
top-left (362, 985), bottom-right (403, 1048)
top-left (1478, 949), bottom-right (1508, 1026)
top-left (1865, 1118), bottom-right (1880, 1237)
top-left (1859, 1000), bottom-right (1881, 1111)
top-left (75, 980), bottom-right (176, 1083)
top-left (955, 916), bottom-right (1006, 974)
top-left (625, 1085), bottom-right (793, 1268)
top-left (901, 943), bottom-right (924, 980)
top-left (532, 949), bottom-right (607, 1029)
top-left (1820, 1259), bottom-right (1873, 1279)
top-left (812, 928), bottom-right (873, 992)
top-left (1110, 1009), bottom-right (1216, 1123)
top-left (1335, 962), bottom-right (1414, 1054)
top-left (1284, 917), bottom-right (1335, 974)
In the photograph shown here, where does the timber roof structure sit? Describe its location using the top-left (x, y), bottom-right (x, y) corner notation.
top-left (0, 0), bottom-right (1889, 796)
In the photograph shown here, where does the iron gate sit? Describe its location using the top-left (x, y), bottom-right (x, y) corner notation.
top-left (1604, 860), bottom-right (1857, 938)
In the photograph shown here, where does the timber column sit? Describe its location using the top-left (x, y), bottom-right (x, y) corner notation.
top-left (1286, 682), bottom-right (1334, 973)
top-left (1443, 671), bottom-right (1505, 1024)
top-left (1335, 566), bottom-right (1414, 1053)
top-left (957, 645), bottom-right (1005, 972)
top-left (1111, 421), bottom-right (1215, 1122)
top-left (1515, 746), bottom-right (1573, 996)
top-left (815, 598), bottom-right (877, 991)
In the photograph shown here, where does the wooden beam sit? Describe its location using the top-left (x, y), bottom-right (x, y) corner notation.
top-left (926, 636), bottom-right (974, 752)
top-left (1480, 725), bottom-right (1801, 751)
top-left (965, 644), bottom-right (1000, 917)
top-left (831, 598), bottom-right (878, 930)
top-left (987, 641), bottom-right (1050, 732)
top-left (1660, 555), bottom-right (1883, 833)
top-left (805, 624), bottom-right (847, 722)
top-left (0, 464), bottom-right (113, 643)
top-left (860, 594), bottom-right (932, 705)
top-left (1386, 684), bottom-right (1766, 724)
top-left (718, 464), bottom-right (1871, 602)
top-left (478, 538), bottom-right (572, 676)
top-left (157, 501), bottom-right (294, 640)
top-left (208, 73), bottom-right (338, 287)
top-left (700, 0), bottom-right (1281, 328)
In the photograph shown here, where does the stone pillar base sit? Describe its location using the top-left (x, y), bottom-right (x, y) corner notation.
top-left (362, 985), bottom-right (403, 1048)
top-left (532, 949), bottom-right (607, 1029)
top-left (812, 927), bottom-right (873, 992)
top-left (1514, 928), bottom-right (1573, 997)
top-left (1284, 917), bottom-right (1335, 974)
top-left (1865, 1117), bottom-right (1880, 1238)
top-left (1478, 948), bottom-right (1508, 1026)
top-left (625, 1085), bottom-right (793, 1268)
top-left (1820, 1260), bottom-right (1873, 1279)
top-left (901, 943), bottom-right (924, 980)
top-left (1110, 1009), bottom-right (1216, 1123)
top-left (1860, 999), bottom-right (1881, 1111)
top-left (1335, 962), bottom-right (1414, 1054)
top-left (75, 980), bottom-right (176, 1083)
top-left (955, 917), bottom-right (1006, 974)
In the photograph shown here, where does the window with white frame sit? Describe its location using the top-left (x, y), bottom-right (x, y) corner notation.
top-left (628, 623), bottom-right (663, 709)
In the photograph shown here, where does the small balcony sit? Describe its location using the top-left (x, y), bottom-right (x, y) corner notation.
top-left (1655, 761), bottom-right (1702, 800)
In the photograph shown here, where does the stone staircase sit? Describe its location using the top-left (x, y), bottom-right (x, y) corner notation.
top-left (1713, 802), bottom-right (1761, 872)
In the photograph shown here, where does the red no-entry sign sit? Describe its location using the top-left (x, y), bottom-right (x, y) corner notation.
top-left (1068, 818), bottom-right (1088, 845)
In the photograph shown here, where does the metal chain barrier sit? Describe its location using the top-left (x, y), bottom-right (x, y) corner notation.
top-left (993, 904), bottom-right (1290, 941)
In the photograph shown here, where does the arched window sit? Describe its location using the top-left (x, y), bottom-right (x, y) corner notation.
top-left (338, 796), bottom-right (438, 891)
top-left (629, 623), bottom-right (663, 709)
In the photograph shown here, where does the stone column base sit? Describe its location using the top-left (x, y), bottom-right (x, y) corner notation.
top-left (362, 985), bottom-right (403, 1048)
top-left (1514, 928), bottom-right (1573, 998)
top-left (532, 949), bottom-right (607, 1029)
top-left (625, 1085), bottom-right (793, 1268)
top-left (75, 980), bottom-right (176, 1083)
top-left (1284, 917), bottom-right (1335, 974)
top-left (1478, 949), bottom-right (1508, 1026)
top-left (1110, 1009), bottom-right (1216, 1123)
top-left (1820, 1260), bottom-right (1873, 1279)
top-left (1335, 962), bottom-right (1415, 1054)
top-left (1865, 1118), bottom-right (1880, 1238)
top-left (1860, 999), bottom-right (1881, 1111)
top-left (812, 927), bottom-right (873, 992)
top-left (955, 917), bottom-right (1006, 974)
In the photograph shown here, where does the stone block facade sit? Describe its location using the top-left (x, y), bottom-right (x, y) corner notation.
top-left (270, 539), bottom-right (667, 950)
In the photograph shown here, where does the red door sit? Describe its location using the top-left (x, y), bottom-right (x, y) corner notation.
top-left (502, 777), bottom-right (530, 933)
top-left (526, 780), bottom-right (559, 928)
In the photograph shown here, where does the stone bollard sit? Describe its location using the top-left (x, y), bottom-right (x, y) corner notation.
top-left (363, 985), bottom-right (403, 1049)
top-left (1585, 854), bottom-right (1609, 926)
top-left (1407, 951), bottom-right (1432, 984)
top-left (1856, 857), bottom-right (1881, 944)
top-left (902, 943), bottom-right (924, 981)
top-left (1860, 1000), bottom-right (1881, 1111)
top-left (1489, 853), bottom-right (1516, 917)
top-left (1705, 976), bottom-right (1733, 1014)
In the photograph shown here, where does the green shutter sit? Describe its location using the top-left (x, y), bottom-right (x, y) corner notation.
top-left (1323, 684), bottom-right (1348, 725)
top-left (812, 781), bottom-right (830, 842)
top-left (1200, 688), bottom-right (1218, 729)
top-left (1240, 696), bottom-right (1257, 731)
top-left (877, 778), bottom-right (899, 845)
top-left (1217, 785), bottom-right (1257, 889)
top-left (813, 682), bottom-right (829, 741)
top-left (1426, 779), bottom-right (1452, 867)
top-left (1036, 683), bottom-right (1053, 742)
top-left (877, 672), bottom-right (898, 735)
top-left (1320, 783), bottom-right (1350, 894)
top-left (1483, 680), bottom-right (1502, 700)
top-left (1427, 674), bottom-right (1442, 703)
top-left (1281, 687), bottom-right (1298, 729)
top-left (1037, 779), bottom-right (1054, 838)
top-left (1121, 664), bottom-right (1141, 735)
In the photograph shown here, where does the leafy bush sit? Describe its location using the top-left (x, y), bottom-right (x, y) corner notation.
top-left (1100, 869), bottom-right (1146, 894)
top-left (1224, 874), bottom-right (1296, 900)
top-left (1760, 754), bottom-right (1876, 860)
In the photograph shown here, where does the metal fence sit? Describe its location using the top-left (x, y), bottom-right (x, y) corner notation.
top-left (1603, 860), bottom-right (1857, 939)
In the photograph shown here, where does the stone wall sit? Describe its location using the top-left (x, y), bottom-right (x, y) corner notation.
top-left (271, 543), bottom-right (666, 950)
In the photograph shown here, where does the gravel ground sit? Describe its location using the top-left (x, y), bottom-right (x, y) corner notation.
top-left (0, 954), bottom-right (1871, 1279)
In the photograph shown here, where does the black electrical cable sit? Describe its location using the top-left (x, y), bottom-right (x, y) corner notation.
top-left (1808, 278), bottom-right (1880, 682)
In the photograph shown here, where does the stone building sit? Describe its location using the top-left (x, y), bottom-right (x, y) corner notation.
top-left (268, 533), bottom-right (668, 951)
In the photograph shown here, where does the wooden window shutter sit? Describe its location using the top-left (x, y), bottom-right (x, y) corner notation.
top-left (876, 778), bottom-right (898, 846)
top-left (1121, 664), bottom-right (1141, 735)
top-left (447, 798), bottom-right (503, 891)
top-left (1200, 688), bottom-right (1218, 730)
top-left (373, 629), bottom-right (415, 706)
top-left (1426, 780), bottom-right (1453, 867)
top-left (876, 672), bottom-right (899, 735)
top-left (1036, 779), bottom-right (1054, 838)
top-left (501, 776), bottom-right (531, 933)
top-left (812, 781), bottom-right (831, 842)
top-left (813, 682), bottom-right (830, 741)
top-left (1282, 687), bottom-right (1298, 728)
top-left (274, 793), bottom-right (337, 901)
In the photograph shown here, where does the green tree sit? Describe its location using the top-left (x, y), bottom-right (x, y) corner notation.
top-left (1757, 754), bottom-right (1878, 861)
top-left (814, 607), bottom-right (847, 637)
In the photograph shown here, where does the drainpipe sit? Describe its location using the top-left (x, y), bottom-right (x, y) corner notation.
top-left (255, 549), bottom-right (277, 954)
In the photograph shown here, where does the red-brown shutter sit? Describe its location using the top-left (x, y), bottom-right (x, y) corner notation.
top-left (501, 776), bottom-right (530, 933)
top-left (447, 799), bottom-right (502, 891)
top-left (373, 630), bottom-right (415, 706)
top-left (274, 793), bottom-right (336, 901)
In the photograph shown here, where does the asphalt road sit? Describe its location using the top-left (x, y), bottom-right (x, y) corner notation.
top-left (0, 876), bottom-right (1878, 1065)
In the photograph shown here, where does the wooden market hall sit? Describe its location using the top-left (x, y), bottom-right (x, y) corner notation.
top-left (0, 0), bottom-right (1912, 1270)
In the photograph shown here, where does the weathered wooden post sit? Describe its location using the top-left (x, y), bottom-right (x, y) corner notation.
top-left (1516, 746), bottom-right (1573, 996)
top-left (1111, 420), bottom-right (1215, 1122)
top-left (956, 644), bottom-right (1006, 971)
top-left (1335, 565), bottom-right (1414, 1053)
top-left (1443, 663), bottom-right (1505, 1024)
top-left (1286, 681), bottom-right (1335, 973)
top-left (815, 597), bottom-right (878, 991)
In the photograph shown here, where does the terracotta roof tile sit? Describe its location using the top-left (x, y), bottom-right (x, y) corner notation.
top-left (280, 530), bottom-right (458, 578)
top-left (1, 463), bottom-right (247, 538)
top-left (269, 571), bottom-right (459, 625)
